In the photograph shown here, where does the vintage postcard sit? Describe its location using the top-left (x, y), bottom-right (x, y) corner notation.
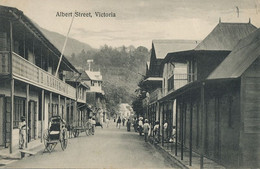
top-left (0, 0), bottom-right (259, 168)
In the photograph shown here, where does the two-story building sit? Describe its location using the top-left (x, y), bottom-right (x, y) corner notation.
top-left (80, 69), bottom-right (106, 124)
top-left (158, 21), bottom-right (257, 168)
top-left (140, 40), bottom-right (199, 135)
top-left (0, 6), bottom-right (79, 153)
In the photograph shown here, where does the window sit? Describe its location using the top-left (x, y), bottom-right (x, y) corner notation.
top-left (13, 97), bottom-right (25, 128)
top-left (168, 75), bottom-right (174, 91)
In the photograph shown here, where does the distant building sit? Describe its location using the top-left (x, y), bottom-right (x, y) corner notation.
top-left (80, 69), bottom-right (106, 123)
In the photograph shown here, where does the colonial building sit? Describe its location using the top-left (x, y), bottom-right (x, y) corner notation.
top-left (158, 21), bottom-right (258, 168)
top-left (80, 69), bottom-right (106, 124)
top-left (140, 40), bottom-right (199, 135)
top-left (0, 6), bottom-right (79, 153)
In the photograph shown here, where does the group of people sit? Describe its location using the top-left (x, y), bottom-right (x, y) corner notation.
top-left (131, 117), bottom-right (176, 143)
top-left (115, 117), bottom-right (131, 131)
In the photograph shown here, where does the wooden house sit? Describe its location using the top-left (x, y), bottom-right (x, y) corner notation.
top-left (0, 6), bottom-right (79, 153)
top-left (80, 69), bottom-right (106, 123)
top-left (159, 22), bottom-right (258, 168)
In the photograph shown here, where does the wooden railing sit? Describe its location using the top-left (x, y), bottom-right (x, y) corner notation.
top-left (173, 73), bottom-right (197, 90)
top-left (0, 51), bottom-right (76, 99)
top-left (149, 88), bottom-right (162, 103)
top-left (0, 51), bottom-right (10, 74)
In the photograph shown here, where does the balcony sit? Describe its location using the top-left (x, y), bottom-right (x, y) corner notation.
top-left (0, 51), bottom-right (76, 99)
top-left (149, 88), bottom-right (162, 103)
top-left (173, 73), bottom-right (197, 90)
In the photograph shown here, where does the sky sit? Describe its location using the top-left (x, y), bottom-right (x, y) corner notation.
top-left (1, 0), bottom-right (259, 49)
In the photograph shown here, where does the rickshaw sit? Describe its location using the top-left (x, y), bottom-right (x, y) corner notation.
top-left (43, 116), bottom-right (68, 153)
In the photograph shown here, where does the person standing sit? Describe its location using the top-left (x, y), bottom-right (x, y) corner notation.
top-left (143, 119), bottom-right (150, 142)
top-left (153, 121), bottom-right (160, 144)
top-left (117, 117), bottom-right (122, 129)
top-left (19, 116), bottom-right (27, 149)
top-left (138, 117), bottom-right (143, 136)
top-left (133, 117), bottom-right (138, 132)
top-left (163, 121), bottom-right (168, 142)
top-left (126, 119), bottom-right (131, 132)
top-left (91, 117), bottom-right (96, 135)
top-left (105, 118), bottom-right (109, 128)
top-left (122, 118), bottom-right (126, 126)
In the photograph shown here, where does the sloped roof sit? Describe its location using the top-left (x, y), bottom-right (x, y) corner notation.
top-left (152, 40), bottom-right (199, 59)
top-left (208, 28), bottom-right (260, 79)
top-left (0, 5), bottom-right (79, 73)
top-left (85, 70), bottom-right (102, 81)
top-left (195, 22), bottom-right (257, 51)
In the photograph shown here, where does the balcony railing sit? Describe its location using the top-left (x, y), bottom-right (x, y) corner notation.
top-left (149, 88), bottom-right (162, 103)
top-left (173, 73), bottom-right (197, 90)
top-left (0, 51), bottom-right (10, 74)
top-left (0, 51), bottom-right (76, 99)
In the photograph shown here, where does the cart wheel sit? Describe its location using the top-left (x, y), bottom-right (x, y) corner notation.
top-left (61, 129), bottom-right (68, 150)
top-left (47, 143), bottom-right (56, 153)
top-left (73, 129), bottom-right (79, 137)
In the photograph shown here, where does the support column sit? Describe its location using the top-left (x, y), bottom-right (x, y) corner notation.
top-left (9, 21), bottom-right (13, 154)
top-left (190, 101), bottom-right (193, 166)
top-left (181, 98), bottom-right (184, 160)
top-left (41, 90), bottom-right (44, 143)
top-left (25, 84), bottom-right (29, 148)
top-left (162, 104), bottom-right (164, 147)
top-left (69, 99), bottom-right (71, 125)
top-left (64, 97), bottom-right (67, 120)
top-left (200, 83), bottom-right (205, 169)
top-left (69, 99), bottom-right (71, 138)
top-left (74, 100), bottom-right (77, 126)
top-left (175, 99), bottom-right (178, 156)
top-left (58, 95), bottom-right (60, 116)
top-left (49, 92), bottom-right (52, 126)
top-left (10, 79), bottom-right (14, 153)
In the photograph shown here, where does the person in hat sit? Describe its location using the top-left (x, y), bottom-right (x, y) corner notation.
top-left (143, 119), bottom-right (150, 142)
top-left (138, 117), bottom-right (143, 136)
top-left (19, 116), bottom-right (27, 149)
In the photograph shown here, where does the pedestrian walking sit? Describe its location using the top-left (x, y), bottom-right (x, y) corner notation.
top-left (122, 118), bottom-right (126, 126)
top-left (126, 119), bottom-right (131, 132)
top-left (19, 116), bottom-right (27, 149)
top-left (105, 118), bottom-right (109, 128)
top-left (138, 117), bottom-right (143, 136)
top-left (85, 118), bottom-right (91, 136)
top-left (163, 121), bottom-right (168, 142)
top-left (117, 117), bottom-right (122, 129)
top-left (133, 117), bottom-right (138, 132)
top-left (143, 119), bottom-right (150, 142)
top-left (91, 117), bottom-right (96, 135)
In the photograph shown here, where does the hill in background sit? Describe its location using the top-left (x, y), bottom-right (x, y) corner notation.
top-left (38, 25), bottom-right (150, 113)
top-left (38, 26), bottom-right (93, 57)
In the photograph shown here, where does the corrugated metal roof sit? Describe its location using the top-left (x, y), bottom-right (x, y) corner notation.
top-left (152, 39), bottom-right (199, 59)
top-left (208, 28), bottom-right (260, 79)
top-left (195, 22), bottom-right (257, 51)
